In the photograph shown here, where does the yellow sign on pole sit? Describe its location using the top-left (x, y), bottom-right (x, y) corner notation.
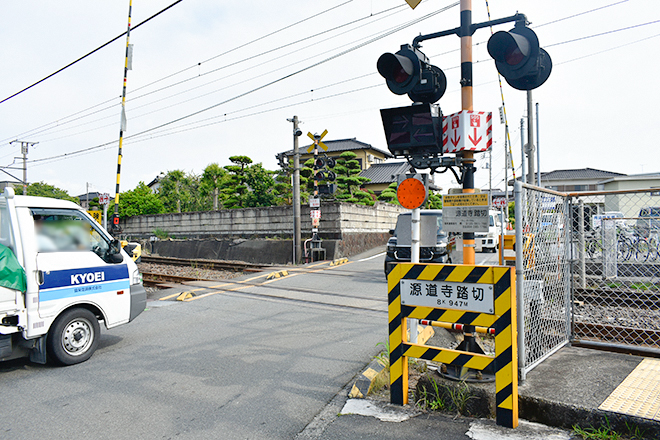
top-left (87, 210), bottom-right (102, 224)
top-left (405, 0), bottom-right (422, 9)
top-left (442, 193), bottom-right (489, 207)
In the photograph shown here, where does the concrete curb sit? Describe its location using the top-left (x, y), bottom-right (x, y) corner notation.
top-left (348, 358), bottom-right (386, 399)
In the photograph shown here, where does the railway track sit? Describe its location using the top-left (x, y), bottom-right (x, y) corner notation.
top-left (140, 255), bottom-right (265, 272)
top-left (142, 271), bottom-right (212, 286)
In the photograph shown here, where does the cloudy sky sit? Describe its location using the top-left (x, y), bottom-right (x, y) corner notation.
top-left (1, 0), bottom-right (658, 198)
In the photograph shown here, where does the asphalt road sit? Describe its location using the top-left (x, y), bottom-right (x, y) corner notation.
top-left (0, 249), bottom-right (501, 440)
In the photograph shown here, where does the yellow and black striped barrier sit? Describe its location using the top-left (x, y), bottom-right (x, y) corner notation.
top-left (388, 263), bottom-right (518, 428)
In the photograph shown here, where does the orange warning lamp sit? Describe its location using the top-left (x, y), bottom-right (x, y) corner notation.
top-left (396, 177), bottom-right (427, 210)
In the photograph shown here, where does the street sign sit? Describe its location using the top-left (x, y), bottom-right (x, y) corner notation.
top-left (492, 197), bottom-right (507, 208)
top-left (400, 279), bottom-right (494, 314)
top-left (310, 209), bottom-right (321, 219)
top-left (99, 193), bottom-right (110, 205)
top-left (309, 196), bottom-right (320, 208)
top-left (404, 0), bottom-right (422, 9)
top-left (307, 130), bottom-right (328, 153)
top-left (397, 177), bottom-right (427, 210)
top-left (445, 110), bottom-right (492, 154)
top-left (87, 210), bottom-right (102, 223)
top-left (442, 193), bottom-right (489, 233)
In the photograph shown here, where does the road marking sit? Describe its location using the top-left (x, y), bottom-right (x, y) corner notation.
top-left (358, 252), bottom-right (386, 262)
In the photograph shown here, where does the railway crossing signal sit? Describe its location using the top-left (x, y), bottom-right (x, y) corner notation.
top-left (487, 24), bottom-right (552, 91)
top-left (377, 44), bottom-right (446, 104)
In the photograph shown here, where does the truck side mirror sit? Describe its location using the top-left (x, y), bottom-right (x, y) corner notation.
top-left (389, 229), bottom-right (395, 235)
top-left (107, 239), bottom-right (124, 264)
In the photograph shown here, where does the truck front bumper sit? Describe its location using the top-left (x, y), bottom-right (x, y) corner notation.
top-left (130, 283), bottom-right (147, 321)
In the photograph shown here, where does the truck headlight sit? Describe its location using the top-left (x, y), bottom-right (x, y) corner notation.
top-left (434, 244), bottom-right (447, 254)
top-left (131, 269), bottom-right (143, 285)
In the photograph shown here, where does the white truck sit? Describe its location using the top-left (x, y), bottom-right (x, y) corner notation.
top-left (0, 187), bottom-right (146, 365)
top-left (475, 210), bottom-right (503, 253)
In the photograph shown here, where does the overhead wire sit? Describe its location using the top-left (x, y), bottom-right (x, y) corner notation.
top-left (27, 2), bottom-right (459, 165)
top-left (0, 0), bottom-right (184, 105)
top-left (18, 0), bottom-right (652, 168)
top-left (2, 2), bottom-right (407, 145)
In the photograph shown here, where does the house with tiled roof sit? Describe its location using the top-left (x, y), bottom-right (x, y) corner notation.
top-left (539, 168), bottom-right (626, 192)
top-left (277, 138), bottom-right (393, 172)
top-left (357, 161), bottom-right (412, 194)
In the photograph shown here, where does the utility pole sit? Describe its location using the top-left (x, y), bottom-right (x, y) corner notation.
top-left (9, 140), bottom-right (38, 194)
top-left (526, 90), bottom-right (535, 185)
top-left (520, 118), bottom-right (526, 185)
top-left (287, 116), bottom-right (302, 264)
top-left (536, 102), bottom-right (541, 186)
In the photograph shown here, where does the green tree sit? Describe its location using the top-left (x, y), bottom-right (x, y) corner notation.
top-left (334, 151), bottom-right (369, 203)
top-left (200, 163), bottom-right (227, 210)
top-left (18, 182), bottom-right (78, 202)
top-left (378, 182), bottom-right (398, 204)
top-left (116, 182), bottom-right (165, 218)
top-left (158, 170), bottom-right (201, 213)
top-left (244, 163), bottom-right (276, 207)
top-left (221, 156), bottom-right (252, 209)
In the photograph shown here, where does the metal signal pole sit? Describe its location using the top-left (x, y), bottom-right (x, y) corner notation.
top-left (460, 0), bottom-right (476, 265)
top-left (111, 0), bottom-right (133, 233)
top-left (288, 116), bottom-right (302, 264)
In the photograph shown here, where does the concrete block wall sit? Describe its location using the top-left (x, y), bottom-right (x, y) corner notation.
top-left (122, 202), bottom-right (405, 239)
top-left (124, 202), bottom-right (406, 263)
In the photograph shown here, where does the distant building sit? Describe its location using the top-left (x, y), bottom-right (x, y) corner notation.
top-left (358, 161), bottom-right (412, 194)
top-left (75, 191), bottom-right (101, 210)
top-left (0, 180), bottom-right (20, 193)
top-left (277, 138), bottom-right (392, 172)
top-left (539, 168), bottom-right (626, 191)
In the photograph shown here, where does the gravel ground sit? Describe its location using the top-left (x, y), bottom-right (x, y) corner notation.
top-left (574, 303), bottom-right (660, 330)
top-left (138, 262), bottom-right (247, 281)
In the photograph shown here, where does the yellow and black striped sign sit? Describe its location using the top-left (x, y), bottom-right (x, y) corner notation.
top-left (388, 263), bottom-right (518, 428)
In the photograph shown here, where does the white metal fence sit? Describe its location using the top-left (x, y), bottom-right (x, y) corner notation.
top-left (515, 183), bottom-right (660, 379)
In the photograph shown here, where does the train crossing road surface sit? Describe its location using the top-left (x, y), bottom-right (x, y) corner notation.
top-left (0, 248), bottom-right (502, 439)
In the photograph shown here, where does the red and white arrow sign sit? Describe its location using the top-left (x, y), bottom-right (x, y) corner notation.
top-left (444, 110), bottom-right (492, 154)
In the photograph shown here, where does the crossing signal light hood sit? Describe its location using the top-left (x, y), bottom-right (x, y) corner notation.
top-left (487, 25), bottom-right (552, 91)
top-left (377, 44), bottom-right (446, 104)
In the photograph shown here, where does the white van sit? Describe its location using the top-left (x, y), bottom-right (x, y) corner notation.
top-left (475, 210), bottom-right (502, 253)
top-left (0, 187), bottom-right (146, 365)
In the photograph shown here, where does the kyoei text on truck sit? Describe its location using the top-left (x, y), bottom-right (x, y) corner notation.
top-left (0, 188), bottom-right (146, 365)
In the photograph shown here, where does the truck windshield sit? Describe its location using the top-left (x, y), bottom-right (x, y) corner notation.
top-left (30, 208), bottom-right (110, 255)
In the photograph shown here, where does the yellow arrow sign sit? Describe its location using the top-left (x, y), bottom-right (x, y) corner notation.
top-left (405, 0), bottom-right (422, 9)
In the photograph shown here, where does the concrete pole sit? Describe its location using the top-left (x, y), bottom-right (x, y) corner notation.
top-left (536, 102), bottom-right (541, 187)
top-left (292, 116), bottom-right (301, 264)
top-left (526, 90), bottom-right (535, 185)
top-left (520, 118), bottom-right (526, 186)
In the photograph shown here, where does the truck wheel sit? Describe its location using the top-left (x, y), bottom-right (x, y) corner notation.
top-left (47, 308), bottom-right (100, 365)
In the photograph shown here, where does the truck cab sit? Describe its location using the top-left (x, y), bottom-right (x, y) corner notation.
top-left (0, 188), bottom-right (146, 365)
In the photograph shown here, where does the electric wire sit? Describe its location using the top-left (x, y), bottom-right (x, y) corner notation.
top-left (1, 2), bottom-right (407, 145)
top-left (0, 0), bottom-right (184, 105)
top-left (12, 1), bottom-right (653, 168)
top-left (27, 3), bottom-right (459, 164)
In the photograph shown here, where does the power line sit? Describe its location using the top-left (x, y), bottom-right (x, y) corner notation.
top-left (2, 1), bottom-right (405, 145)
top-left (27, 3), bottom-right (458, 164)
top-left (546, 19), bottom-right (660, 48)
top-left (0, 0), bottom-right (184, 105)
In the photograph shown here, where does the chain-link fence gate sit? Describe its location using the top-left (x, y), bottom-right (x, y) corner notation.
top-left (515, 183), bottom-right (660, 379)
top-left (514, 182), bottom-right (572, 380)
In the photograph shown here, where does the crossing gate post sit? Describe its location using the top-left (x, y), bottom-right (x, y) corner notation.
top-left (388, 263), bottom-right (518, 428)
